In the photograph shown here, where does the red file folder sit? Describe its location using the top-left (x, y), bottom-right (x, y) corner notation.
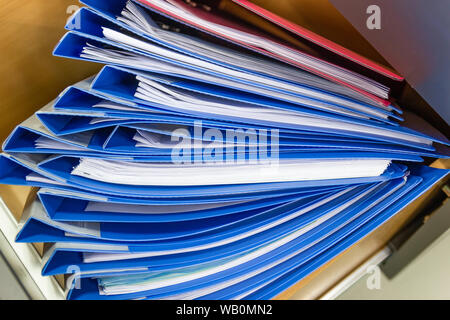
top-left (136, 0), bottom-right (404, 107)
top-left (232, 0), bottom-right (403, 81)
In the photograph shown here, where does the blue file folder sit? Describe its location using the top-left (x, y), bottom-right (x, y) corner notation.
top-left (41, 176), bottom-right (408, 278)
top-left (60, 4), bottom-right (400, 123)
top-left (63, 165), bottom-right (448, 300)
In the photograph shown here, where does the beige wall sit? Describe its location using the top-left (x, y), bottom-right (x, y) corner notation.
top-left (0, 1), bottom-right (100, 143)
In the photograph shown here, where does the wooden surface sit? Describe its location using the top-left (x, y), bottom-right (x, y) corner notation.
top-left (0, 185), bottom-right (32, 222)
top-left (0, 0), bottom-right (100, 143)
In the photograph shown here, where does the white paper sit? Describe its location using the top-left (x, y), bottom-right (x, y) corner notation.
top-left (71, 158), bottom-right (391, 186)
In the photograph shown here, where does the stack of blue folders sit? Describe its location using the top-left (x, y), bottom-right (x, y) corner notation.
top-left (1, 0), bottom-right (449, 300)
